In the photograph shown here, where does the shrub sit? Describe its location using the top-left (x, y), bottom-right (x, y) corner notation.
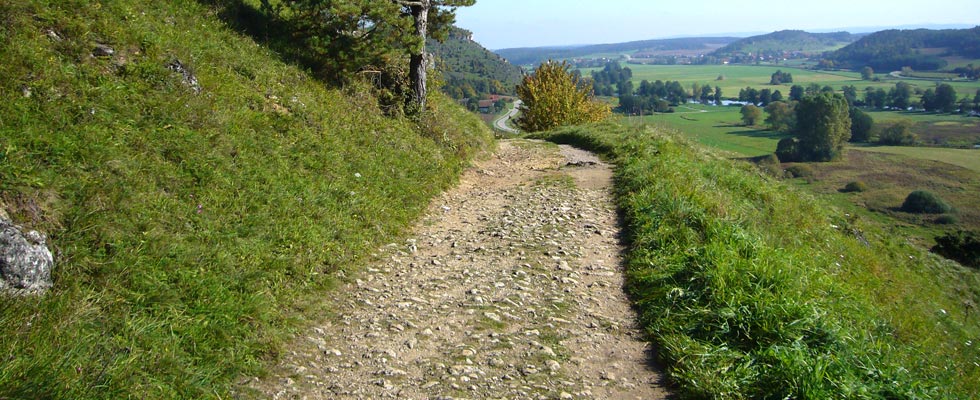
top-left (775, 138), bottom-right (799, 162)
top-left (754, 154), bottom-right (782, 176)
top-left (758, 153), bottom-right (780, 165)
top-left (515, 60), bottom-right (611, 132)
top-left (842, 181), bottom-right (867, 192)
top-left (741, 104), bottom-right (763, 126)
top-left (901, 190), bottom-right (951, 214)
top-left (877, 119), bottom-right (917, 145)
top-left (785, 164), bottom-right (814, 179)
top-left (935, 215), bottom-right (959, 225)
top-left (932, 231), bottom-right (980, 268)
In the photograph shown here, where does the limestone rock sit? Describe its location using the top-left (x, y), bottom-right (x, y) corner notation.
top-left (0, 217), bottom-right (54, 294)
top-left (92, 43), bottom-right (115, 57)
top-left (167, 59), bottom-right (201, 94)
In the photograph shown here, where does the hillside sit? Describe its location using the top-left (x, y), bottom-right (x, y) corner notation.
top-left (496, 37), bottom-right (739, 66)
top-left (428, 26), bottom-right (524, 98)
top-left (0, 0), bottom-right (491, 398)
top-left (711, 30), bottom-right (858, 57)
top-left (830, 26), bottom-right (980, 71)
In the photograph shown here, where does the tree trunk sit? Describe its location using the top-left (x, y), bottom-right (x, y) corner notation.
top-left (408, 2), bottom-right (428, 113)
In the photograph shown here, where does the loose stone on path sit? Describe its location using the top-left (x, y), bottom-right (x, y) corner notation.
top-left (249, 140), bottom-right (668, 399)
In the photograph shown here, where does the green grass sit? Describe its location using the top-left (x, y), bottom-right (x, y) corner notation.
top-left (943, 56), bottom-right (980, 70)
top-left (533, 122), bottom-right (980, 399)
top-left (864, 111), bottom-right (980, 148)
top-left (623, 104), bottom-right (787, 157)
top-left (855, 146), bottom-right (980, 173)
top-left (0, 0), bottom-right (491, 398)
top-left (784, 149), bottom-right (980, 243)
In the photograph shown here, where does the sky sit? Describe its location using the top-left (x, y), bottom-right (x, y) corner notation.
top-left (454, 0), bottom-right (980, 50)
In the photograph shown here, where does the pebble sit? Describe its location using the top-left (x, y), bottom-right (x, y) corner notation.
top-left (250, 141), bottom-right (666, 399)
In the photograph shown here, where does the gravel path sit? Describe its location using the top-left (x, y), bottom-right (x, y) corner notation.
top-left (249, 140), bottom-right (668, 399)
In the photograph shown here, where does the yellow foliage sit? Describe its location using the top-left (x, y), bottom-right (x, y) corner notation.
top-left (515, 60), bottom-right (611, 132)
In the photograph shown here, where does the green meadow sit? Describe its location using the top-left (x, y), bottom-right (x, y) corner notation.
top-left (629, 103), bottom-right (786, 157)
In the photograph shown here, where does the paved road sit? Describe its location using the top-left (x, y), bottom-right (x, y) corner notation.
top-left (494, 100), bottom-right (521, 134)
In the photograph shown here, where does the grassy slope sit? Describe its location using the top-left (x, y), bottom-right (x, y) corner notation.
top-left (0, 0), bottom-right (491, 398)
top-left (534, 123), bottom-right (980, 399)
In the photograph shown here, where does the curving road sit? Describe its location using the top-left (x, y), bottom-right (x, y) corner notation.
top-left (494, 100), bottom-right (521, 134)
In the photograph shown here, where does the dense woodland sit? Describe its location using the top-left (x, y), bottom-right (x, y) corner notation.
top-left (428, 26), bottom-right (523, 100)
top-left (829, 26), bottom-right (980, 71)
top-left (711, 30), bottom-right (858, 63)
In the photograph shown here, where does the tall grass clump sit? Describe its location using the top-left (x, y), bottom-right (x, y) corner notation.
top-left (534, 122), bottom-right (980, 399)
top-left (901, 190), bottom-right (952, 214)
top-left (0, 0), bottom-right (491, 398)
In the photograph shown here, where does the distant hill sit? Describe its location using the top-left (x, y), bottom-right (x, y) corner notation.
top-left (428, 26), bottom-right (524, 98)
top-left (711, 30), bottom-right (859, 56)
top-left (829, 26), bottom-right (980, 71)
top-left (495, 37), bottom-right (740, 66)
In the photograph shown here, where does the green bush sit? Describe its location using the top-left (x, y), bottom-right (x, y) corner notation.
top-left (775, 138), bottom-right (799, 162)
top-left (934, 214), bottom-right (959, 225)
top-left (901, 190), bottom-right (952, 214)
top-left (877, 119), bottom-right (918, 146)
top-left (751, 154), bottom-right (781, 176)
top-left (784, 164), bottom-right (814, 179)
top-left (842, 181), bottom-right (868, 192)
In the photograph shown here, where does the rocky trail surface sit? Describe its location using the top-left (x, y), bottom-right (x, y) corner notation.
top-left (249, 140), bottom-right (668, 399)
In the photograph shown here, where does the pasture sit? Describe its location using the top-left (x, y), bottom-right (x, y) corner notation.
top-left (630, 103), bottom-right (785, 156)
top-left (866, 110), bottom-right (980, 148)
top-left (855, 145), bottom-right (980, 173)
top-left (792, 149), bottom-right (980, 240)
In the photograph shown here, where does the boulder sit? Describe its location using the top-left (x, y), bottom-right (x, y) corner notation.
top-left (0, 217), bottom-right (54, 294)
top-left (92, 43), bottom-right (115, 58)
top-left (167, 59), bottom-right (201, 94)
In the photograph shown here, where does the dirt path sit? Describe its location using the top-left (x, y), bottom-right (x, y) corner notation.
top-left (249, 140), bottom-right (668, 399)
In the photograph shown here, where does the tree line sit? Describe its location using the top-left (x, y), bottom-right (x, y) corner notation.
top-left (739, 81), bottom-right (980, 160)
top-left (829, 27), bottom-right (980, 71)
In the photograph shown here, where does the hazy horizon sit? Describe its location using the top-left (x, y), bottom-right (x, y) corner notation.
top-left (454, 0), bottom-right (980, 50)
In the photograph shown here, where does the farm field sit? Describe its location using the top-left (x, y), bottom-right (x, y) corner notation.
top-left (582, 64), bottom-right (980, 98)
top-left (866, 110), bottom-right (980, 148)
top-left (854, 145), bottom-right (980, 173)
top-left (789, 149), bottom-right (980, 241)
top-left (629, 103), bottom-right (785, 156)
